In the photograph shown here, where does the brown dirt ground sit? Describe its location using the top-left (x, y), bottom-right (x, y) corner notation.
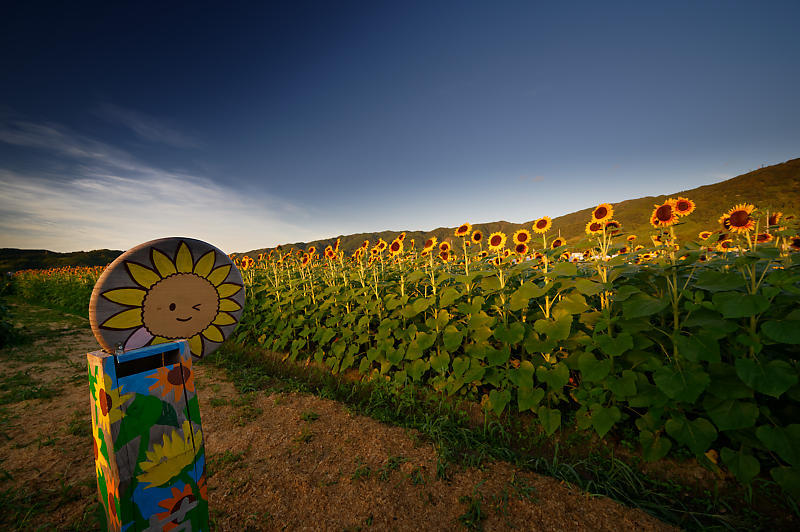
top-left (0, 304), bottom-right (675, 531)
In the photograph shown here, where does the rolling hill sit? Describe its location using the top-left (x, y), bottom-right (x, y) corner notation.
top-left (238, 157), bottom-right (800, 258)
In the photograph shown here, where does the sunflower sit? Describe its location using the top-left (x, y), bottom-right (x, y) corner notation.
top-left (91, 422), bottom-right (110, 474)
top-left (515, 243), bottom-right (529, 255)
top-left (301, 253), bottom-right (311, 266)
top-left (718, 214), bottom-right (732, 230)
top-left (307, 246), bottom-right (316, 255)
top-left (717, 232), bottom-right (730, 242)
top-left (650, 200), bottom-right (678, 227)
top-left (716, 239), bottom-right (734, 252)
top-left (389, 238), bottom-right (403, 256)
top-left (551, 237), bottom-right (565, 249)
top-left (634, 245), bottom-right (644, 252)
top-left (560, 251), bottom-right (570, 260)
top-left (360, 240), bottom-right (369, 250)
top-left (423, 236), bottom-right (438, 250)
top-left (619, 246), bottom-right (629, 254)
top-left (377, 239), bottom-right (388, 251)
top-left (471, 230), bottom-right (483, 243)
top-left (439, 241), bottom-right (451, 253)
top-left (93, 369), bottom-right (134, 432)
top-left (789, 236), bottom-right (800, 251)
top-left (420, 249), bottom-right (430, 258)
top-left (605, 220), bottom-right (621, 234)
top-left (532, 216), bottom-right (552, 234)
top-left (626, 235), bottom-right (637, 242)
top-left (513, 229), bottom-right (531, 245)
top-left (98, 241), bottom-right (243, 357)
top-left (503, 249), bottom-right (511, 258)
top-left (591, 203), bottom-right (614, 222)
top-left (398, 232), bottom-right (406, 241)
top-left (148, 357), bottom-right (195, 402)
top-left (491, 256), bottom-right (502, 266)
top-left (769, 212), bottom-right (783, 226)
top-left (754, 232), bottom-right (774, 244)
top-left (725, 203), bottom-right (756, 233)
top-left (455, 223), bottom-right (472, 238)
top-left (674, 197), bottom-right (695, 216)
top-left (585, 221), bottom-right (603, 235)
top-left (479, 250), bottom-right (489, 258)
top-left (137, 420), bottom-right (202, 488)
top-left (154, 484), bottom-right (197, 530)
top-left (439, 250), bottom-right (450, 262)
top-left (334, 238), bottom-right (341, 252)
top-left (487, 231), bottom-right (507, 252)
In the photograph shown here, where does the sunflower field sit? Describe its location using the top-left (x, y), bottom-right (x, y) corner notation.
top-left (232, 200), bottom-right (800, 501)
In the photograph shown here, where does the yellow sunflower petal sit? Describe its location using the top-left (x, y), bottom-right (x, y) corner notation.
top-left (212, 312), bottom-right (236, 326)
top-left (202, 325), bottom-right (224, 343)
top-left (151, 336), bottom-right (171, 345)
top-left (188, 335), bottom-right (203, 356)
top-left (101, 288), bottom-right (146, 307)
top-left (193, 250), bottom-right (215, 278)
top-left (175, 242), bottom-right (194, 273)
top-left (216, 283), bottom-right (242, 298)
top-left (101, 309), bottom-right (143, 330)
top-left (151, 249), bottom-right (177, 278)
top-left (127, 263), bottom-right (161, 289)
top-left (218, 299), bottom-right (242, 312)
top-left (207, 265), bottom-right (231, 287)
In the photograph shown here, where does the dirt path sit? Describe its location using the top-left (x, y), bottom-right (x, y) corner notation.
top-left (0, 303), bottom-right (674, 531)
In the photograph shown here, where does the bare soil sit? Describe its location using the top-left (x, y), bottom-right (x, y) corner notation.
top-left (0, 303), bottom-right (674, 531)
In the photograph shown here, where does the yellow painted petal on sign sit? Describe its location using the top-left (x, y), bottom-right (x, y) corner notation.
top-left (151, 336), bottom-right (171, 345)
top-left (216, 283), bottom-right (242, 298)
top-left (201, 324), bottom-right (224, 343)
top-left (218, 299), bottom-right (241, 312)
top-left (102, 288), bottom-right (146, 307)
top-left (212, 312), bottom-right (235, 326)
top-left (127, 263), bottom-right (161, 289)
top-left (175, 242), bottom-right (194, 273)
top-left (188, 335), bottom-right (203, 357)
top-left (206, 265), bottom-right (231, 287)
top-left (101, 308), bottom-right (143, 330)
top-left (151, 249), bottom-right (177, 278)
top-left (193, 250), bottom-right (215, 278)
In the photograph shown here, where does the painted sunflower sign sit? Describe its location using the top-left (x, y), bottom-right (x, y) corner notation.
top-left (87, 238), bottom-right (243, 531)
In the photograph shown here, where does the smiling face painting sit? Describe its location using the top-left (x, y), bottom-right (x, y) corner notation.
top-left (89, 238), bottom-right (245, 358)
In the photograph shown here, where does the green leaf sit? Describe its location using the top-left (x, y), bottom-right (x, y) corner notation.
top-left (735, 359), bottom-right (798, 398)
top-left (536, 362), bottom-right (569, 390)
top-left (537, 406), bottom-right (561, 436)
top-left (721, 447), bottom-right (760, 484)
top-left (554, 292), bottom-right (590, 315)
top-left (430, 350), bottom-right (450, 373)
top-left (653, 365), bottom-right (709, 403)
top-left (707, 363), bottom-right (754, 399)
top-left (486, 346), bottom-right (511, 367)
top-left (594, 332), bottom-right (633, 357)
top-left (694, 271), bottom-right (746, 292)
top-left (665, 416), bottom-right (717, 456)
top-left (675, 333), bottom-right (720, 363)
top-left (607, 370), bottom-right (637, 397)
top-left (639, 430), bottom-right (672, 462)
top-left (493, 322), bottom-right (525, 345)
top-left (509, 282), bottom-right (548, 311)
top-left (578, 351), bottom-right (611, 382)
top-left (551, 262), bottom-right (577, 277)
top-left (712, 292), bottom-right (770, 318)
top-left (770, 466), bottom-right (800, 501)
top-left (622, 294), bottom-right (668, 319)
top-left (576, 278), bottom-right (605, 296)
top-left (115, 394), bottom-right (163, 450)
top-left (452, 356), bottom-right (469, 378)
top-left (439, 286), bottom-right (461, 308)
top-left (487, 388), bottom-right (511, 416)
top-left (703, 397), bottom-right (759, 431)
top-left (442, 325), bottom-right (466, 351)
top-left (591, 405), bottom-right (621, 437)
top-left (756, 424), bottom-right (800, 467)
top-left (435, 309), bottom-right (450, 330)
top-left (762, 320), bottom-right (800, 344)
top-left (533, 316), bottom-right (571, 341)
top-left (407, 359), bottom-right (430, 382)
top-left (480, 275), bottom-right (502, 292)
top-left (517, 387), bottom-right (545, 412)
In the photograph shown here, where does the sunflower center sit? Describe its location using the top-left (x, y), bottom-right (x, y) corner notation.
top-left (656, 204), bottom-right (673, 222)
top-left (518, 233), bottom-right (528, 242)
top-left (142, 274), bottom-right (220, 339)
top-left (537, 220), bottom-right (547, 229)
top-left (594, 207), bottom-right (607, 219)
top-left (99, 389), bottom-right (112, 416)
top-left (169, 494), bottom-right (197, 519)
top-left (167, 364), bottom-right (190, 386)
top-left (729, 210), bottom-right (751, 227)
top-left (490, 236), bottom-right (501, 246)
top-left (676, 200), bottom-right (690, 212)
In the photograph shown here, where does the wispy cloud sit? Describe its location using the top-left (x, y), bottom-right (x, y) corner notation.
top-left (0, 119), bottom-right (318, 253)
top-left (95, 103), bottom-right (200, 148)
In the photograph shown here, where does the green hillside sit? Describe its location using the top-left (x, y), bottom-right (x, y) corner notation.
top-left (239, 157), bottom-right (800, 258)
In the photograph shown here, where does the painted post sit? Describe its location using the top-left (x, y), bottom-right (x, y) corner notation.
top-left (87, 237), bottom-right (245, 531)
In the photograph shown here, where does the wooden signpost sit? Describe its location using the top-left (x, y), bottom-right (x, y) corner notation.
top-left (87, 237), bottom-right (244, 531)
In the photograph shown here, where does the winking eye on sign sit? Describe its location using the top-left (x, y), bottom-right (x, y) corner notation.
top-left (89, 237), bottom-right (245, 358)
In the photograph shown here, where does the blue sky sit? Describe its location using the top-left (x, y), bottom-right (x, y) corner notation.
top-left (1, 1), bottom-right (798, 253)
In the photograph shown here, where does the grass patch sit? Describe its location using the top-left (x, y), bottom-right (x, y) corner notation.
top-left (0, 370), bottom-right (60, 405)
top-left (200, 340), bottom-right (796, 531)
top-left (65, 409), bottom-right (91, 437)
top-left (300, 410), bottom-right (320, 422)
top-left (208, 449), bottom-right (247, 477)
